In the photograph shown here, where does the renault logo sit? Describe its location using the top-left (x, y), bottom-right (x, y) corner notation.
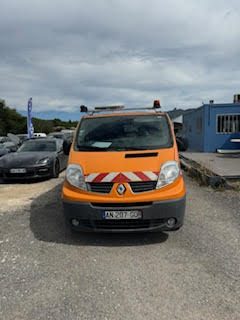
top-left (117, 184), bottom-right (126, 195)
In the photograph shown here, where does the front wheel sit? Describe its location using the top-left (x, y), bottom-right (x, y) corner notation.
top-left (52, 160), bottom-right (60, 178)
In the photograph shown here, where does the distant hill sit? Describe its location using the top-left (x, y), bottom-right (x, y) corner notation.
top-left (20, 110), bottom-right (81, 121)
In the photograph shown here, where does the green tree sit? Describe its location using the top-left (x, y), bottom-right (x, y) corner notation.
top-left (0, 100), bottom-right (26, 135)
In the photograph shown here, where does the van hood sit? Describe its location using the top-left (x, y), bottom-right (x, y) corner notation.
top-left (69, 148), bottom-right (176, 177)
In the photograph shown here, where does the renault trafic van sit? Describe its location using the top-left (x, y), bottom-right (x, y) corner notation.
top-left (62, 105), bottom-right (186, 232)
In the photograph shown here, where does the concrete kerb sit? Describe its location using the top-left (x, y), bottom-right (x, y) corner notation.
top-left (180, 154), bottom-right (235, 190)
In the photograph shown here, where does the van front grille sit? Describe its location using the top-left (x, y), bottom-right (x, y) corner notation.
top-left (130, 181), bottom-right (157, 193)
top-left (87, 181), bottom-right (157, 194)
top-left (87, 182), bottom-right (113, 194)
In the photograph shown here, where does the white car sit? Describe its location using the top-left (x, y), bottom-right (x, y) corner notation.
top-left (33, 133), bottom-right (47, 138)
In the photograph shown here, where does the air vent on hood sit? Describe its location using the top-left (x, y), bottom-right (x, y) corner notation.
top-left (125, 152), bottom-right (158, 158)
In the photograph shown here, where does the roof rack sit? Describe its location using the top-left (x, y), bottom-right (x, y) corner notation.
top-left (86, 107), bottom-right (163, 116)
top-left (80, 101), bottom-right (163, 115)
top-left (94, 105), bottom-right (125, 111)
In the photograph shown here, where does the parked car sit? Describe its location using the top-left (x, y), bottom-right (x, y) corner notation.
top-left (0, 136), bottom-right (11, 144)
top-left (61, 129), bottom-right (75, 133)
top-left (0, 144), bottom-right (11, 157)
top-left (0, 138), bottom-right (68, 180)
top-left (62, 105), bottom-right (186, 233)
top-left (7, 133), bottom-right (21, 150)
top-left (33, 133), bottom-right (47, 138)
top-left (1, 142), bottom-right (18, 153)
top-left (61, 129), bottom-right (75, 136)
top-left (17, 134), bottom-right (29, 144)
top-left (48, 131), bottom-right (73, 141)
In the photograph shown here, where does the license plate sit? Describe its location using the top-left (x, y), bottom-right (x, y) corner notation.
top-left (103, 210), bottom-right (142, 220)
top-left (10, 168), bottom-right (27, 173)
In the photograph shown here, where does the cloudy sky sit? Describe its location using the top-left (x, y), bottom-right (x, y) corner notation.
top-left (1, 0), bottom-right (240, 118)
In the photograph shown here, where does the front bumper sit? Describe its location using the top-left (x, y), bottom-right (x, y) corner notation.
top-left (63, 196), bottom-right (186, 232)
top-left (0, 165), bottom-right (52, 180)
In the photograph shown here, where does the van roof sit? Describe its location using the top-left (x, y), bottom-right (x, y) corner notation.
top-left (82, 108), bottom-right (167, 119)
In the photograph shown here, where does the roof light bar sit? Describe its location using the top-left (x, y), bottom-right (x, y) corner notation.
top-left (94, 105), bottom-right (125, 111)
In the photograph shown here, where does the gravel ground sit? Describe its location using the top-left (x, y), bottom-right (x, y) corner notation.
top-left (0, 174), bottom-right (239, 320)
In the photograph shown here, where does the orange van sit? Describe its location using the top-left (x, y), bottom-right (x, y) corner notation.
top-left (62, 105), bottom-right (186, 232)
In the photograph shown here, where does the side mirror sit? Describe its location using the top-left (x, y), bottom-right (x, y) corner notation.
top-left (63, 139), bottom-right (72, 155)
top-left (176, 137), bottom-right (188, 152)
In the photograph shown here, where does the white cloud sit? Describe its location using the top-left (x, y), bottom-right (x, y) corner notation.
top-left (0, 0), bottom-right (240, 115)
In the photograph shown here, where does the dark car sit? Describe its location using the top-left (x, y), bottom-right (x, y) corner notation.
top-left (17, 134), bottom-right (29, 144)
top-left (0, 144), bottom-right (11, 157)
top-left (0, 138), bottom-right (68, 180)
top-left (0, 136), bottom-right (11, 143)
top-left (0, 141), bottom-right (18, 154)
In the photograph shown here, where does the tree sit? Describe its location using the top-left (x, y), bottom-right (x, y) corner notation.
top-left (0, 100), bottom-right (26, 135)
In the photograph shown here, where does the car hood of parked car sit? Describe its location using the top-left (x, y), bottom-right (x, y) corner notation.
top-left (0, 151), bottom-right (55, 168)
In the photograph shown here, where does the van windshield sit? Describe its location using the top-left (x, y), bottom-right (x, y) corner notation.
top-left (76, 115), bottom-right (172, 151)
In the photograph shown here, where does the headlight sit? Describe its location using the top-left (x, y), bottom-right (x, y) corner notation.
top-left (156, 161), bottom-right (180, 189)
top-left (66, 164), bottom-right (87, 190)
top-left (37, 157), bottom-right (50, 165)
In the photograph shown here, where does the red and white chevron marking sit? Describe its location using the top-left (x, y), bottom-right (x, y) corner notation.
top-left (85, 171), bottom-right (159, 183)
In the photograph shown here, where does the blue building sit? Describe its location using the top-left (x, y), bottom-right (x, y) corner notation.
top-left (183, 98), bottom-right (240, 152)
